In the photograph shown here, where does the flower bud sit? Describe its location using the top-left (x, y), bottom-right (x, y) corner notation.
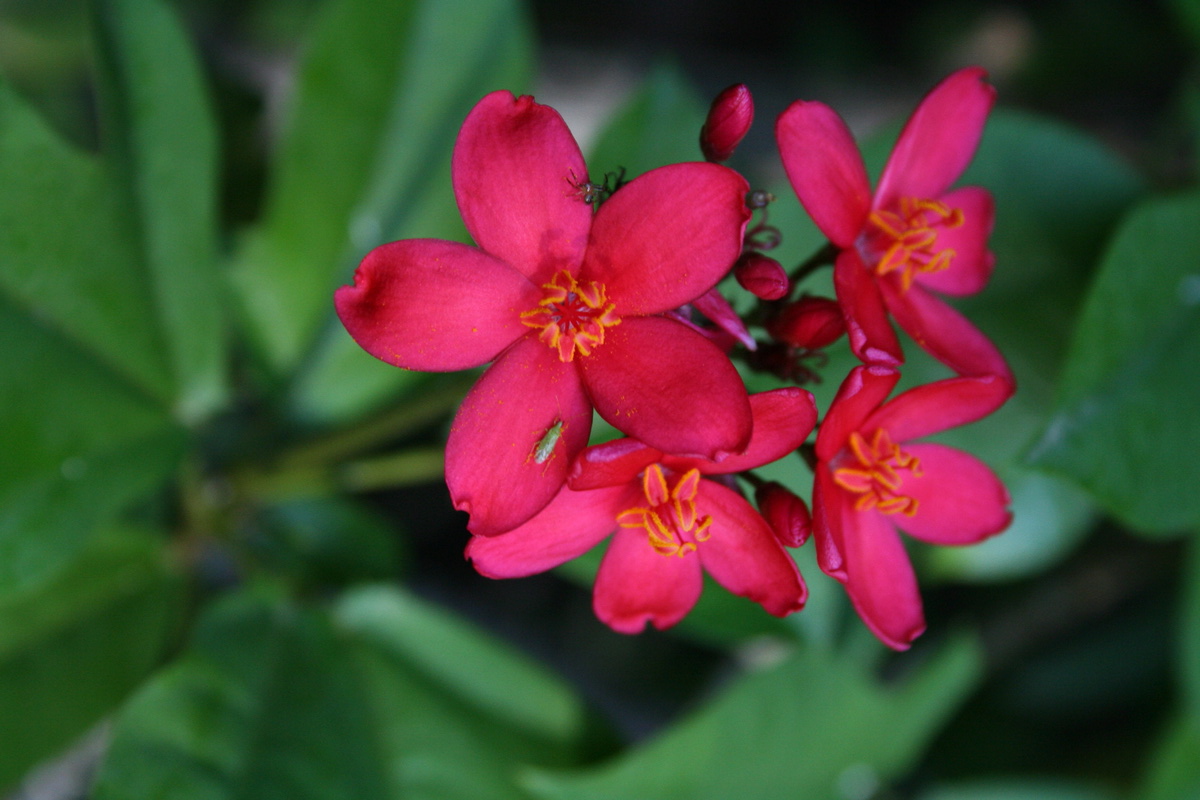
top-left (755, 482), bottom-right (811, 547)
top-left (734, 252), bottom-right (789, 300)
top-left (700, 84), bottom-right (754, 162)
top-left (767, 295), bottom-right (845, 350)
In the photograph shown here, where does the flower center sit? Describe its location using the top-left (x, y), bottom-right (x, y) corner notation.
top-left (521, 270), bottom-right (621, 362)
top-left (862, 197), bottom-right (963, 291)
top-left (831, 429), bottom-right (921, 516)
top-left (616, 464), bottom-right (712, 557)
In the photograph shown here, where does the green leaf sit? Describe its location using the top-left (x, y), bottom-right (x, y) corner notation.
top-left (0, 526), bottom-right (182, 793)
top-left (91, 0), bottom-right (226, 422)
top-left (1140, 717), bottom-right (1200, 800)
top-left (524, 635), bottom-right (982, 800)
top-left (1027, 190), bottom-right (1200, 535)
top-left (232, 0), bottom-right (532, 375)
top-left (0, 79), bottom-right (172, 401)
top-left (920, 780), bottom-right (1120, 800)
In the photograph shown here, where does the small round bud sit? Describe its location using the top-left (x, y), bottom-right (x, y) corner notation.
top-left (700, 84), bottom-right (754, 162)
top-left (734, 252), bottom-right (789, 301)
top-left (755, 482), bottom-right (811, 547)
top-left (767, 296), bottom-right (845, 350)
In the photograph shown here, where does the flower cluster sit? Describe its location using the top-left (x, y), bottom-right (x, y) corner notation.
top-left (336, 69), bottom-right (1015, 650)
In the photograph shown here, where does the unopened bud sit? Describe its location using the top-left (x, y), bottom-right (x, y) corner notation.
top-left (755, 482), bottom-right (811, 547)
top-left (701, 84), bottom-right (754, 162)
top-left (734, 252), bottom-right (789, 301)
top-left (767, 296), bottom-right (844, 350)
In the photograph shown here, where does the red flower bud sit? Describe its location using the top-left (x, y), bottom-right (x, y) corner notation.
top-left (767, 295), bottom-right (845, 350)
top-left (734, 252), bottom-right (789, 300)
top-left (755, 482), bottom-right (811, 547)
top-left (701, 84), bottom-right (754, 162)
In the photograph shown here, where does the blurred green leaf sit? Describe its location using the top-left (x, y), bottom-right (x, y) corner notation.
top-left (1027, 190), bottom-right (1200, 535)
top-left (920, 780), bottom-right (1120, 800)
top-left (1140, 717), bottom-right (1200, 800)
top-left (232, 0), bottom-right (532, 378)
top-left (0, 526), bottom-right (181, 793)
top-left (524, 634), bottom-right (981, 800)
top-left (91, 0), bottom-right (226, 422)
top-left (0, 79), bottom-right (171, 401)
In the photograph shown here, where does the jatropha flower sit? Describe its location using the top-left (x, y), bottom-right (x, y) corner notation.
top-left (466, 388), bottom-right (816, 633)
top-left (812, 365), bottom-right (1012, 649)
top-left (336, 91), bottom-right (754, 535)
top-left (775, 67), bottom-right (1012, 383)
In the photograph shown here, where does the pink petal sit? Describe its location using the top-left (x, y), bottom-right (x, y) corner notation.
top-left (690, 288), bottom-right (757, 351)
top-left (696, 481), bottom-right (807, 617)
top-left (593, 527), bottom-right (704, 633)
top-left (892, 443), bottom-right (1011, 544)
top-left (569, 438), bottom-right (663, 491)
top-left (912, 187), bottom-right (995, 297)
top-left (840, 505), bottom-right (926, 650)
top-left (815, 364), bottom-right (900, 462)
top-left (580, 316), bottom-right (752, 459)
top-left (582, 162), bottom-right (750, 316)
top-left (875, 67), bottom-right (995, 211)
top-left (834, 249), bottom-right (904, 368)
top-left (452, 91), bottom-right (591, 284)
top-left (445, 336), bottom-right (592, 536)
top-left (862, 373), bottom-right (1013, 443)
top-left (465, 484), bottom-right (634, 577)
top-left (755, 481), bottom-right (812, 548)
top-left (775, 100), bottom-right (872, 248)
top-left (811, 465), bottom-right (847, 579)
top-left (335, 239), bottom-right (538, 371)
top-left (883, 283), bottom-right (1015, 383)
top-left (694, 387), bottom-right (817, 475)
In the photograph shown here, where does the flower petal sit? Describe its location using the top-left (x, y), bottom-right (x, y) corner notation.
top-left (862, 373), bottom-right (1013, 443)
top-left (815, 364), bottom-right (900, 462)
top-left (912, 187), bottom-right (995, 297)
top-left (694, 387), bottom-right (817, 475)
top-left (834, 249), bottom-right (904, 368)
top-left (690, 287), bottom-right (757, 351)
top-left (593, 528), bottom-right (704, 633)
top-left (776, 100), bottom-right (872, 248)
top-left (840, 506), bottom-right (926, 650)
top-left (569, 438), bottom-right (663, 491)
top-left (335, 239), bottom-right (538, 371)
top-left (875, 67), bottom-right (995, 210)
top-left (581, 316), bottom-right (752, 459)
top-left (811, 465), bottom-right (847, 579)
top-left (883, 283), bottom-right (1015, 383)
top-left (893, 443), bottom-right (1011, 544)
top-left (452, 91), bottom-right (591, 284)
top-left (696, 481), bottom-right (807, 617)
top-left (445, 336), bottom-right (592, 536)
top-left (465, 484), bottom-right (633, 577)
top-left (581, 163), bottom-right (750, 316)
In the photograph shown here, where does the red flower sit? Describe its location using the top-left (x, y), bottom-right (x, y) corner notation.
top-left (336, 92), bottom-right (753, 535)
top-left (466, 389), bottom-right (815, 633)
top-left (812, 365), bottom-right (1012, 649)
top-left (775, 67), bottom-right (1012, 383)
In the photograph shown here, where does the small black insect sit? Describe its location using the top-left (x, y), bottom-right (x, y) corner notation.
top-left (566, 167), bottom-right (627, 208)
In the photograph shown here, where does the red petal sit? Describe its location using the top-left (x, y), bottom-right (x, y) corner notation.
top-left (580, 316), bottom-right (752, 459)
top-left (875, 67), bottom-right (995, 211)
top-left (452, 91), bottom-right (591, 284)
top-left (883, 284), bottom-right (1015, 383)
top-left (593, 528), bottom-right (704, 633)
top-left (776, 100), bottom-right (871, 248)
top-left (811, 466), bottom-right (847, 579)
top-left (582, 163), bottom-right (750, 316)
top-left (913, 187), bottom-right (995, 297)
top-left (840, 506), bottom-right (926, 650)
top-left (465, 484), bottom-right (633, 577)
top-left (815, 365), bottom-right (900, 462)
top-left (690, 287), bottom-right (757, 351)
top-left (862, 373), bottom-right (1013, 443)
top-left (696, 481), bottom-right (807, 617)
top-left (335, 239), bottom-right (538, 371)
top-left (695, 388), bottom-right (817, 475)
top-left (569, 438), bottom-right (662, 491)
top-left (834, 249), bottom-right (904, 367)
top-left (755, 482), bottom-right (812, 548)
top-left (893, 444), bottom-right (1011, 544)
top-left (445, 337), bottom-right (592, 536)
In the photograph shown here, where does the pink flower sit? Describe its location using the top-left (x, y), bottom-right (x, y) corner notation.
top-left (336, 91), bottom-right (754, 535)
top-left (812, 365), bottom-right (1012, 649)
top-left (466, 389), bottom-right (816, 633)
top-left (775, 67), bottom-right (1012, 383)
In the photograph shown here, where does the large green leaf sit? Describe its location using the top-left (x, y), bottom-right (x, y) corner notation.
top-left (232, 0), bottom-right (532, 376)
top-left (91, 0), bottom-right (226, 422)
top-left (1027, 190), bottom-right (1200, 534)
top-left (0, 526), bottom-right (182, 793)
top-left (524, 635), bottom-right (981, 800)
